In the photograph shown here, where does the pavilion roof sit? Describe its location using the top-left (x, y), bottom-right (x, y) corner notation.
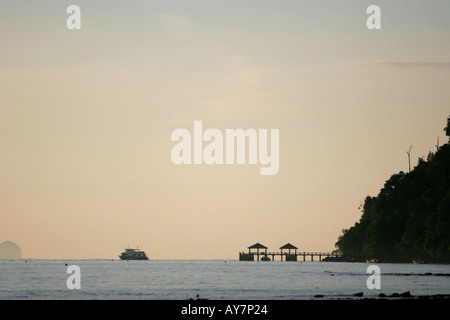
top-left (280, 243), bottom-right (298, 250)
top-left (248, 243), bottom-right (268, 249)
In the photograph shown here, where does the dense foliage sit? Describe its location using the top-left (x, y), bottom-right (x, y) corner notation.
top-left (335, 117), bottom-right (450, 263)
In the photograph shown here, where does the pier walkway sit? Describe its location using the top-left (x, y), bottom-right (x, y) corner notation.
top-left (239, 243), bottom-right (339, 262)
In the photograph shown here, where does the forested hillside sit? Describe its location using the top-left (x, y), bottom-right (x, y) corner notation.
top-left (335, 116), bottom-right (450, 263)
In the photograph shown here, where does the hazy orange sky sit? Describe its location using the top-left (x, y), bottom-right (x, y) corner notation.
top-left (1, 1), bottom-right (449, 259)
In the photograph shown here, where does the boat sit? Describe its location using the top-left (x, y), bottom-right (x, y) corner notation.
top-left (412, 258), bottom-right (425, 264)
top-left (119, 248), bottom-right (149, 260)
top-left (366, 259), bottom-right (379, 263)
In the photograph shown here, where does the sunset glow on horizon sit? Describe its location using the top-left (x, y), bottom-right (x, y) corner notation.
top-left (1, 0), bottom-right (449, 259)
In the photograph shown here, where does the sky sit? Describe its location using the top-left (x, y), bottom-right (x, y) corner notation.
top-left (1, 0), bottom-right (449, 259)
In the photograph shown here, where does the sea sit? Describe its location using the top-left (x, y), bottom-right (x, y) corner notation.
top-left (1, 259), bottom-right (449, 300)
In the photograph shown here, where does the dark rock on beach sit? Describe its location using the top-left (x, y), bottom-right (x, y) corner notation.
top-left (390, 293), bottom-right (400, 297)
top-left (400, 291), bottom-right (412, 298)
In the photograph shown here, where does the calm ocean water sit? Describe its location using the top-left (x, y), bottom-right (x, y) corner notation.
top-left (0, 259), bottom-right (449, 300)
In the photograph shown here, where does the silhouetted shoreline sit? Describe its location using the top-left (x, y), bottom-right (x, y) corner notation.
top-left (312, 292), bottom-right (450, 300)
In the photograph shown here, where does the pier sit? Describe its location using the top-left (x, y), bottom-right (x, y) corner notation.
top-left (239, 243), bottom-right (338, 262)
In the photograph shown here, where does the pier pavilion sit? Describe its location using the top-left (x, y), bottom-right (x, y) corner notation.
top-left (239, 243), bottom-right (268, 261)
top-left (279, 243), bottom-right (298, 261)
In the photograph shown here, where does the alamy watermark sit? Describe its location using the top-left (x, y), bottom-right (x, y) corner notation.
top-left (65, 5), bottom-right (381, 31)
top-left (366, 265), bottom-right (381, 290)
top-left (66, 265), bottom-right (81, 289)
top-left (170, 121), bottom-right (280, 175)
top-left (66, 5), bottom-right (81, 30)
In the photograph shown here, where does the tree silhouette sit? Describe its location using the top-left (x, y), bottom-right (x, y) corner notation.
top-left (406, 145), bottom-right (412, 172)
top-left (335, 116), bottom-right (450, 263)
top-left (445, 115), bottom-right (450, 141)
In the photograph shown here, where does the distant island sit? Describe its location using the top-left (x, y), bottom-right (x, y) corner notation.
top-left (334, 116), bottom-right (450, 263)
top-left (0, 241), bottom-right (22, 259)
